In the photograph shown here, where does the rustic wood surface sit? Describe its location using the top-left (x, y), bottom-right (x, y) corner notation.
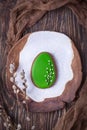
top-left (0, 1), bottom-right (87, 130)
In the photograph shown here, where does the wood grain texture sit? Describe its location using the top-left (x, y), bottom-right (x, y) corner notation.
top-left (0, 1), bottom-right (87, 130)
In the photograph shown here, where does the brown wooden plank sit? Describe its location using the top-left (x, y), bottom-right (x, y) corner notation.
top-left (0, 1), bottom-right (87, 130)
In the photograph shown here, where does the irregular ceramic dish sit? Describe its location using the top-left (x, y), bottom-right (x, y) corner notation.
top-left (6, 31), bottom-right (82, 112)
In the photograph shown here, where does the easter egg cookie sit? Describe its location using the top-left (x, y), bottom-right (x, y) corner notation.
top-left (6, 31), bottom-right (82, 112)
top-left (31, 52), bottom-right (56, 89)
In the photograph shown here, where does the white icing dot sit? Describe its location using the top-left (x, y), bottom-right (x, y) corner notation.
top-left (50, 72), bottom-right (52, 75)
top-left (47, 77), bottom-right (49, 79)
top-left (46, 82), bottom-right (48, 84)
top-left (48, 60), bottom-right (50, 63)
top-left (48, 62), bottom-right (51, 65)
top-left (49, 68), bottom-right (52, 71)
top-left (51, 68), bottom-right (53, 71)
top-left (50, 80), bottom-right (52, 83)
top-left (53, 72), bottom-right (54, 75)
top-left (46, 71), bottom-right (48, 73)
top-left (51, 64), bottom-right (53, 67)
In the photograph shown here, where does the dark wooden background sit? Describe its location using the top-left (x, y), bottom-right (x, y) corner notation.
top-left (0, 1), bottom-right (87, 130)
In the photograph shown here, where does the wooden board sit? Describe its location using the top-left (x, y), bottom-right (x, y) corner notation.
top-left (0, 1), bottom-right (87, 130)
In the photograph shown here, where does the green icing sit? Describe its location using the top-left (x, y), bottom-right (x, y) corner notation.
top-left (31, 52), bottom-right (56, 89)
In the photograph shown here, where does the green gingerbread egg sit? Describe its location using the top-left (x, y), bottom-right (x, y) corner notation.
top-left (31, 52), bottom-right (56, 89)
